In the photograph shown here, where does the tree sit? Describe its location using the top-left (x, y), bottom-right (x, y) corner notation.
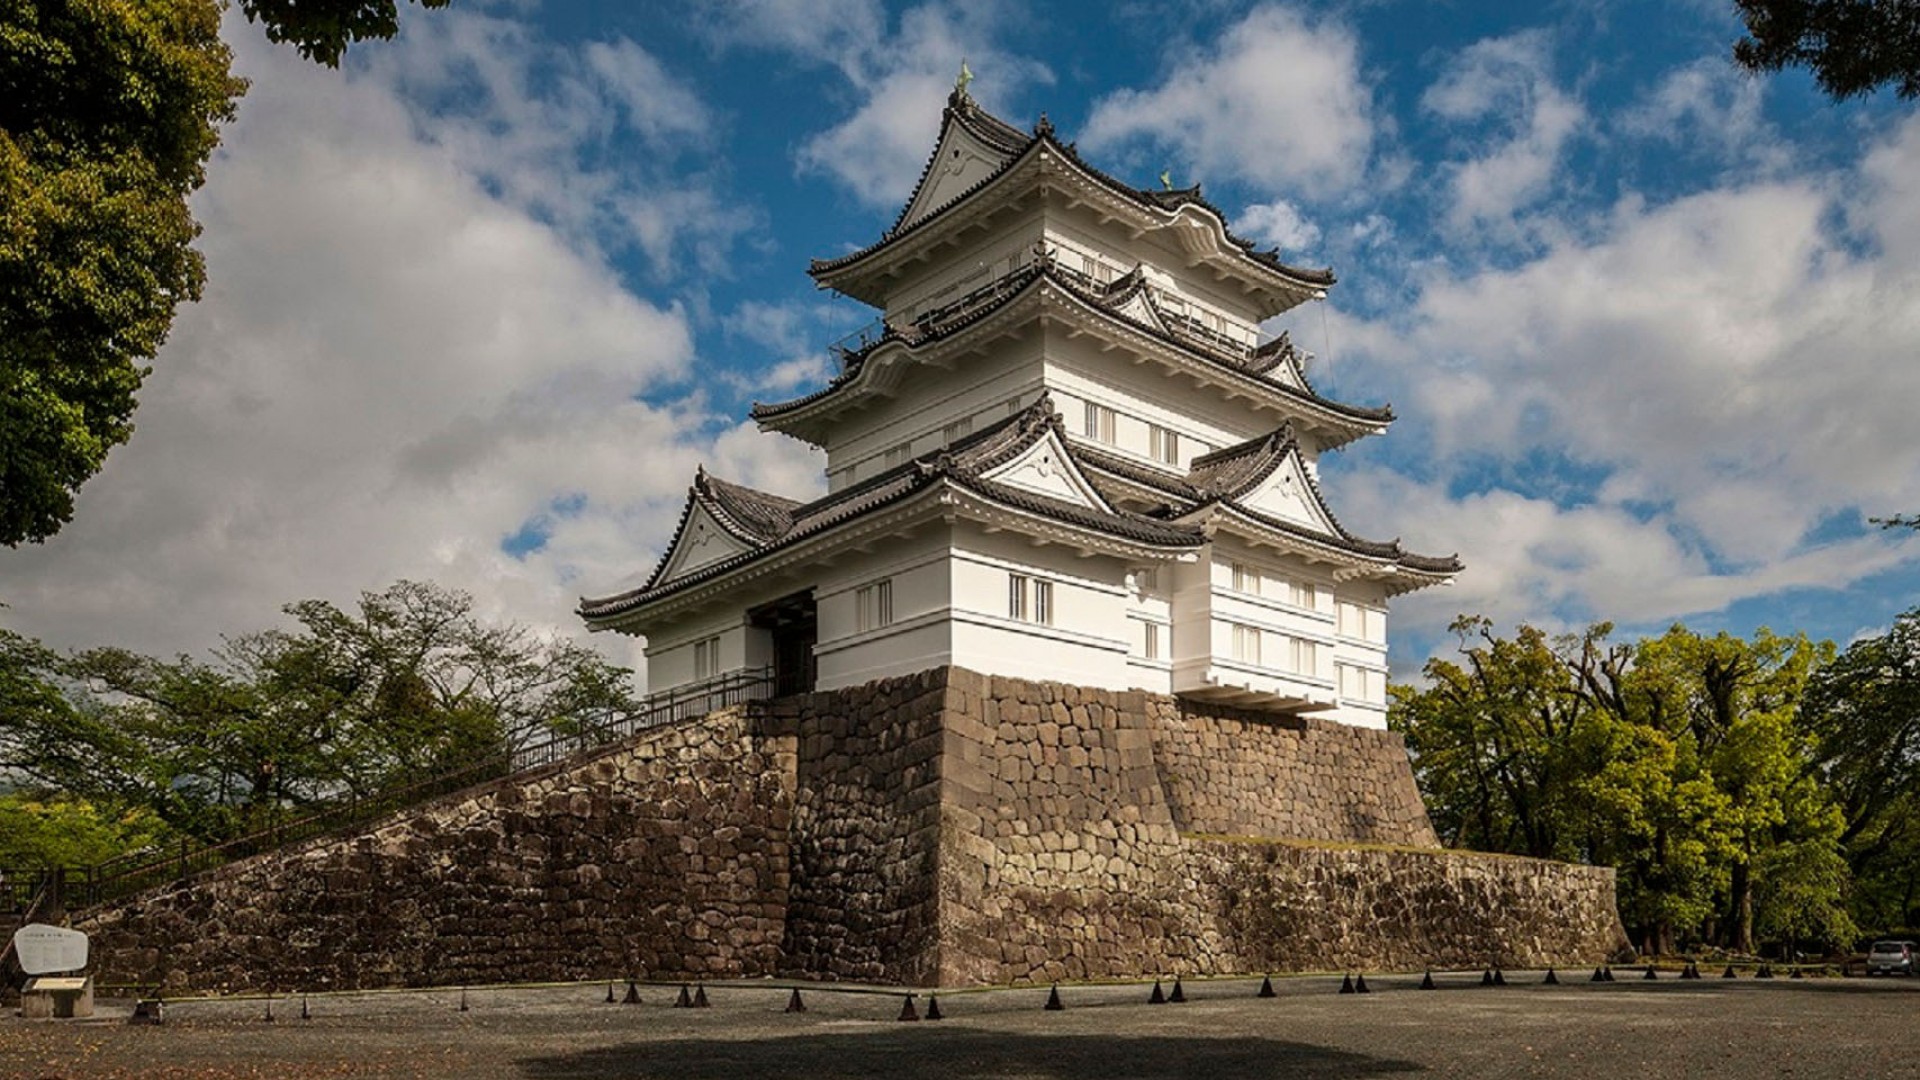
top-left (2, 0), bottom-right (448, 547)
top-left (1803, 608), bottom-right (1920, 930)
top-left (0, 0), bottom-right (243, 545)
top-left (1394, 617), bottom-right (1849, 956)
top-left (236, 0), bottom-right (451, 68)
top-left (42, 581), bottom-right (641, 844)
top-left (1733, 0), bottom-right (1920, 100)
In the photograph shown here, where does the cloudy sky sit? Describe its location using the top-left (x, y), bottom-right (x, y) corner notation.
top-left (4, 0), bottom-right (1917, 680)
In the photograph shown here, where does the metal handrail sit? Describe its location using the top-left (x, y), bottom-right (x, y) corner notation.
top-left (69, 668), bottom-right (777, 912)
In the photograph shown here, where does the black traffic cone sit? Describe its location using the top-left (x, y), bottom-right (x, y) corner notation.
top-left (925, 994), bottom-right (943, 1020)
top-left (1544, 967), bottom-right (1559, 985)
top-left (1493, 969), bottom-right (1507, 987)
top-left (1603, 966), bottom-right (1617, 982)
top-left (785, 988), bottom-right (807, 1013)
top-left (624, 980), bottom-right (642, 1005)
top-left (1723, 964), bottom-right (1738, 978)
top-left (1257, 975), bottom-right (1276, 998)
top-left (1169, 977), bottom-right (1187, 1003)
top-left (1421, 971), bottom-right (1437, 990)
top-left (1355, 974), bottom-right (1371, 994)
top-left (898, 994), bottom-right (919, 1021)
top-left (1591, 966), bottom-right (1606, 982)
top-left (263, 996), bottom-right (275, 1023)
top-left (675, 984), bottom-right (693, 1008)
top-left (1340, 973), bottom-right (1356, 994)
top-left (1149, 979), bottom-right (1166, 1004)
top-left (1044, 985), bottom-right (1064, 1011)
top-left (1481, 969), bottom-right (1496, 987)
top-left (693, 984), bottom-right (711, 1008)
top-left (1643, 964), bottom-right (1658, 980)
top-left (604, 982), bottom-right (615, 1004)
top-left (301, 996), bottom-right (310, 1021)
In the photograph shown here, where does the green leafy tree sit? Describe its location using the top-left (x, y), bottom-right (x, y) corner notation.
top-left (54, 581), bottom-right (641, 844)
top-left (1803, 608), bottom-right (1920, 932)
top-left (0, 792), bottom-right (164, 868)
top-left (0, 0), bottom-right (243, 545)
top-left (1396, 617), bottom-right (1849, 956)
top-left (2, 0), bottom-right (449, 547)
top-left (236, 0), bottom-right (451, 67)
top-left (1734, 0), bottom-right (1920, 100)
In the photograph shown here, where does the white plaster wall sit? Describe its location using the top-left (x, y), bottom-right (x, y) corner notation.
top-left (813, 528), bottom-right (955, 690)
top-left (945, 524), bottom-right (1136, 690)
top-left (823, 337), bottom-right (1043, 491)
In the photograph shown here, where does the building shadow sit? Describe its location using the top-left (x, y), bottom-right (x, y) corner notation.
top-left (517, 1029), bottom-right (1422, 1079)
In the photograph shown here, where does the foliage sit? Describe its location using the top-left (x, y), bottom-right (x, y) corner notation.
top-left (1394, 617), bottom-right (1849, 955)
top-left (236, 0), bottom-right (451, 68)
top-left (0, 791), bottom-right (164, 868)
top-left (20, 581), bottom-right (640, 845)
top-left (1733, 0), bottom-right (1920, 100)
top-left (0, 0), bottom-right (243, 545)
top-left (1803, 609), bottom-right (1920, 930)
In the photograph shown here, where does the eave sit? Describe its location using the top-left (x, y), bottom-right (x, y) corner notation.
top-left (755, 263), bottom-right (1391, 449)
top-left (809, 132), bottom-right (1335, 320)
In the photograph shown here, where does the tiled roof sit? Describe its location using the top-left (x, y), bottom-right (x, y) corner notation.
top-left (752, 259), bottom-right (1392, 428)
top-left (580, 396), bottom-right (1203, 622)
top-left (1068, 429), bottom-right (1461, 577)
top-left (810, 99), bottom-right (1334, 291)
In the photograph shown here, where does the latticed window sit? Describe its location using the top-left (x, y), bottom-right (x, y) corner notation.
top-left (1142, 621), bottom-right (1162, 660)
top-left (693, 635), bottom-right (721, 679)
top-left (857, 579), bottom-right (893, 632)
top-left (1084, 402), bottom-right (1116, 444)
top-left (1231, 562), bottom-right (1260, 595)
top-left (1149, 424), bottom-right (1179, 465)
top-left (1231, 623), bottom-right (1261, 664)
top-left (1008, 574), bottom-right (1053, 624)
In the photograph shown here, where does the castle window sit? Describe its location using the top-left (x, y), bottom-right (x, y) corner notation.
top-left (1143, 621), bottom-right (1162, 660)
top-left (1231, 623), bottom-right (1261, 664)
top-left (1084, 402), bottom-right (1117, 444)
top-left (1149, 424), bottom-right (1179, 465)
top-left (1282, 635), bottom-right (1318, 676)
top-left (942, 417), bottom-right (972, 444)
top-left (693, 635), bottom-right (721, 679)
top-left (857, 579), bottom-right (893, 632)
top-left (1231, 562), bottom-right (1260, 595)
top-left (1008, 574), bottom-right (1053, 624)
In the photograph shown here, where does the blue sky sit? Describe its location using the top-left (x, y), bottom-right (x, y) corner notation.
top-left (2, 0), bottom-right (1915, 679)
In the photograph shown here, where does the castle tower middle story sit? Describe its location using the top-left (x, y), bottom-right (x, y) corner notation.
top-left (580, 87), bottom-right (1460, 728)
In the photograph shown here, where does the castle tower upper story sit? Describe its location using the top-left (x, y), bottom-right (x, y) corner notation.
top-left (754, 87), bottom-right (1388, 502)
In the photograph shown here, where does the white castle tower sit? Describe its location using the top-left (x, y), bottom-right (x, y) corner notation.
top-left (581, 84), bottom-right (1458, 728)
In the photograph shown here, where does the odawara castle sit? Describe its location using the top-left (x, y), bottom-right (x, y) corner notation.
top-left (78, 84), bottom-right (1627, 993)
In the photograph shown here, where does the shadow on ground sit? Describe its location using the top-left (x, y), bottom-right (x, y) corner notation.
top-left (517, 1030), bottom-right (1421, 1079)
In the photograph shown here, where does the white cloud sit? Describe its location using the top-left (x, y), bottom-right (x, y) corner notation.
top-left (0, 11), bottom-right (816, 677)
top-left (1421, 30), bottom-right (1584, 238)
top-left (1616, 57), bottom-right (1772, 164)
top-left (1322, 112), bottom-right (1920, 640)
top-left (1081, 5), bottom-right (1375, 200)
top-left (800, 6), bottom-right (1051, 206)
top-left (704, 1), bottom-right (1052, 208)
top-left (1237, 199), bottom-right (1322, 253)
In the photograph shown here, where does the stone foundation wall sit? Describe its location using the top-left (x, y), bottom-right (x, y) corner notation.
top-left (1146, 699), bottom-right (1439, 846)
top-left (80, 666), bottom-right (1627, 992)
top-left (771, 669), bottom-right (948, 984)
top-left (82, 708), bottom-right (794, 993)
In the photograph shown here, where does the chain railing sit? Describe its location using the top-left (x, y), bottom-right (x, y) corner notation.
top-left (59, 668), bottom-right (776, 912)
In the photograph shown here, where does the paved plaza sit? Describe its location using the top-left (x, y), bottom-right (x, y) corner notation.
top-left (4, 971), bottom-right (1916, 1078)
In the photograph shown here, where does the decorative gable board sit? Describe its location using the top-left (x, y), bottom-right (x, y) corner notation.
top-left (898, 121), bottom-right (1018, 231)
top-left (653, 501), bottom-right (757, 587)
top-left (978, 429), bottom-right (1114, 512)
top-left (1109, 289), bottom-right (1169, 333)
top-left (1237, 450), bottom-right (1340, 533)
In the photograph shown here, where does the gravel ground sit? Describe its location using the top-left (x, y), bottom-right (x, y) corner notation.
top-left (4, 970), bottom-right (1916, 1079)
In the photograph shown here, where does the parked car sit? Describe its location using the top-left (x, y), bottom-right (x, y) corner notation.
top-left (1866, 940), bottom-right (1918, 975)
